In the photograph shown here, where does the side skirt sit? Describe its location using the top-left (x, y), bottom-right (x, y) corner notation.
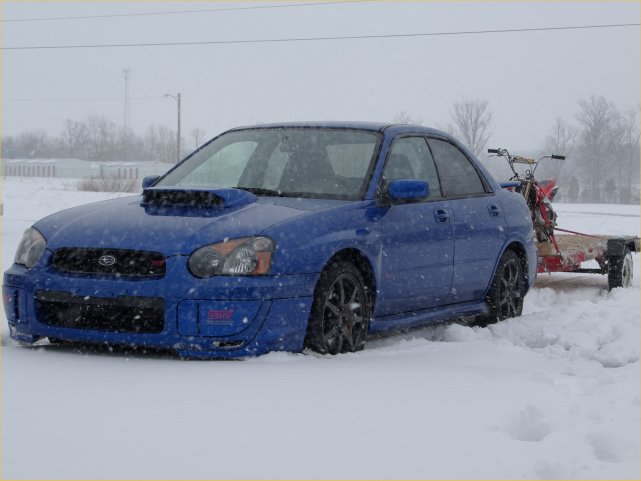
top-left (368, 301), bottom-right (488, 335)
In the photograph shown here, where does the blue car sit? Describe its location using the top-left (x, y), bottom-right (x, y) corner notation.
top-left (3, 122), bottom-right (536, 358)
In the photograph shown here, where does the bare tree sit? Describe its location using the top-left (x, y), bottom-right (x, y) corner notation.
top-left (85, 115), bottom-right (119, 162)
top-left (541, 117), bottom-right (576, 183)
top-left (392, 111), bottom-right (422, 125)
top-left (576, 95), bottom-right (625, 202)
top-left (61, 119), bottom-right (90, 158)
top-left (3, 116), bottom-right (210, 166)
top-left (544, 117), bottom-right (576, 156)
top-left (144, 124), bottom-right (178, 163)
top-left (619, 107), bottom-right (640, 203)
top-left (447, 98), bottom-right (493, 157)
top-left (115, 127), bottom-right (144, 162)
top-left (190, 127), bottom-right (206, 150)
top-left (620, 107), bottom-right (640, 153)
top-left (2, 131), bottom-right (53, 158)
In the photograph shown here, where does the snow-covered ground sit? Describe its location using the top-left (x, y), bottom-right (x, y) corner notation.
top-left (2, 177), bottom-right (639, 479)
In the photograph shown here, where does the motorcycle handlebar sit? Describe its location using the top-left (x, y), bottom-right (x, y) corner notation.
top-left (551, 154), bottom-right (565, 160)
top-left (488, 148), bottom-right (499, 154)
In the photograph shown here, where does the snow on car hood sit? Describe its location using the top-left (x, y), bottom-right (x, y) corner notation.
top-left (34, 193), bottom-right (344, 255)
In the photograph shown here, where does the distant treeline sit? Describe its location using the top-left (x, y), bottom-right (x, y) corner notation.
top-left (2, 94), bottom-right (639, 203)
top-left (509, 95), bottom-right (639, 204)
top-left (399, 95), bottom-right (640, 204)
top-left (2, 115), bottom-right (206, 164)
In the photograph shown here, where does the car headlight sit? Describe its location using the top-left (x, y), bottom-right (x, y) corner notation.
top-left (14, 227), bottom-right (47, 269)
top-left (188, 236), bottom-right (274, 278)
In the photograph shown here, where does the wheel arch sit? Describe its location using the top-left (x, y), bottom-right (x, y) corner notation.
top-left (304, 248), bottom-right (376, 354)
top-left (486, 240), bottom-right (531, 297)
top-left (321, 248), bottom-right (377, 311)
top-left (504, 241), bottom-right (528, 268)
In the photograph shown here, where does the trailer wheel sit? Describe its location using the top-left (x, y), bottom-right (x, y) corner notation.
top-left (608, 248), bottom-right (633, 290)
top-left (476, 250), bottom-right (525, 327)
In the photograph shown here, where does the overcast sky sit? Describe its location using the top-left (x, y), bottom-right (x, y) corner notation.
top-left (2, 1), bottom-right (639, 151)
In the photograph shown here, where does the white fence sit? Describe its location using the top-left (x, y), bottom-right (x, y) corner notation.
top-left (2, 158), bottom-right (169, 180)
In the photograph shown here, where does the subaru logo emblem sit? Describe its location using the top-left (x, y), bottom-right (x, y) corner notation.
top-left (98, 255), bottom-right (117, 267)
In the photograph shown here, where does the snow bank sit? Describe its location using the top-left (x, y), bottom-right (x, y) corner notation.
top-left (440, 285), bottom-right (640, 368)
top-left (2, 178), bottom-right (639, 479)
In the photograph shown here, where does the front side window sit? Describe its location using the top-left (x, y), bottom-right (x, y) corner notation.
top-left (156, 128), bottom-right (381, 200)
top-left (427, 139), bottom-right (487, 197)
top-left (382, 136), bottom-right (442, 198)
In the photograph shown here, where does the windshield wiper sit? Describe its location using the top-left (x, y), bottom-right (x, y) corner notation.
top-left (236, 187), bottom-right (285, 197)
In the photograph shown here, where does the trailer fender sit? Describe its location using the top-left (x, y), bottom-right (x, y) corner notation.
top-left (607, 238), bottom-right (638, 257)
top-left (607, 238), bottom-right (627, 257)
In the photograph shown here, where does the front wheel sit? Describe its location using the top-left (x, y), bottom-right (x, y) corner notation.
top-left (608, 248), bottom-right (633, 290)
top-left (304, 261), bottom-right (371, 355)
top-left (477, 250), bottom-right (525, 327)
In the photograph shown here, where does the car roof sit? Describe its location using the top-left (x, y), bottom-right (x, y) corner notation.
top-left (228, 121), bottom-right (449, 136)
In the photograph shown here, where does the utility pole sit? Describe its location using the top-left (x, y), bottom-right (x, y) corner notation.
top-left (122, 68), bottom-right (132, 131)
top-left (165, 92), bottom-right (181, 163)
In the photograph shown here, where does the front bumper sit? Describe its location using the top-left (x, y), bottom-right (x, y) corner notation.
top-left (3, 254), bottom-right (317, 358)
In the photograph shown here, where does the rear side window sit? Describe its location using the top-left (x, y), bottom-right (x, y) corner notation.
top-left (427, 139), bottom-right (486, 197)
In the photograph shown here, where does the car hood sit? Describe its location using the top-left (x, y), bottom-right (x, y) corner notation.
top-left (35, 194), bottom-right (345, 255)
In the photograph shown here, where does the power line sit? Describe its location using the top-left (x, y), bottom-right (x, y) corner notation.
top-left (2, 23), bottom-right (638, 51)
top-left (1, 0), bottom-right (374, 23)
top-left (3, 96), bottom-right (164, 101)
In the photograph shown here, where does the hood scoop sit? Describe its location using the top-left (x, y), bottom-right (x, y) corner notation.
top-left (141, 187), bottom-right (257, 209)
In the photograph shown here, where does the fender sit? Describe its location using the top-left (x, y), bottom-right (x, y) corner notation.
top-left (485, 234), bottom-right (538, 297)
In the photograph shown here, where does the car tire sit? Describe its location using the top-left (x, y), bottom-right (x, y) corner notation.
top-left (608, 248), bottom-right (633, 290)
top-left (304, 261), bottom-right (371, 355)
top-left (476, 250), bottom-right (525, 327)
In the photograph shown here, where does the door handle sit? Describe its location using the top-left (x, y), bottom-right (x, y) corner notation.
top-left (433, 209), bottom-right (450, 223)
top-left (487, 204), bottom-right (501, 217)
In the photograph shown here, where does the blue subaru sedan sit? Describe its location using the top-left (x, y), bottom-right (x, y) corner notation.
top-left (4, 122), bottom-right (536, 358)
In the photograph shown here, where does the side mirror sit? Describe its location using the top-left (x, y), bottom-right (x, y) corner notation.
top-left (142, 175), bottom-right (160, 190)
top-left (386, 179), bottom-right (430, 202)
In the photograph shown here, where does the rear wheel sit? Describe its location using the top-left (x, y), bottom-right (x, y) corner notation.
top-left (304, 261), bottom-right (371, 355)
top-left (477, 250), bottom-right (525, 327)
top-left (608, 248), bottom-right (633, 290)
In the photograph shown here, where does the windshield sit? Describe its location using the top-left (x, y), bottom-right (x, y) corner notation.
top-left (155, 128), bottom-right (381, 199)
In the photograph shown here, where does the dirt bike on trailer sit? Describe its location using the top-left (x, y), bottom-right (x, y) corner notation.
top-left (488, 147), bottom-right (639, 290)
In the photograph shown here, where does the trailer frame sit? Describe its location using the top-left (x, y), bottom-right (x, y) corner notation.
top-left (537, 232), bottom-right (639, 289)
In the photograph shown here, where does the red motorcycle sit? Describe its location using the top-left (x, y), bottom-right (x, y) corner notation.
top-left (488, 148), bottom-right (563, 249)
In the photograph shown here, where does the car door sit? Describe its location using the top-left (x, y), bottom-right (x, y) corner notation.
top-left (427, 138), bottom-right (508, 303)
top-left (376, 136), bottom-right (454, 315)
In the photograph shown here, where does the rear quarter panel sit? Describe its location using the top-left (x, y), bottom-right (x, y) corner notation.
top-left (495, 188), bottom-right (538, 290)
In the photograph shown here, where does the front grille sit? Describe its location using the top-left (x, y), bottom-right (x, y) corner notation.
top-left (35, 290), bottom-right (164, 334)
top-left (52, 248), bottom-right (166, 277)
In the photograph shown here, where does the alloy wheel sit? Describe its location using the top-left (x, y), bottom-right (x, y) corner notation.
top-left (498, 257), bottom-right (524, 319)
top-left (321, 272), bottom-right (367, 354)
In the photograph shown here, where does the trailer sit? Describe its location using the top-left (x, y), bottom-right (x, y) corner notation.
top-left (537, 230), bottom-right (639, 289)
top-left (489, 147), bottom-right (639, 290)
